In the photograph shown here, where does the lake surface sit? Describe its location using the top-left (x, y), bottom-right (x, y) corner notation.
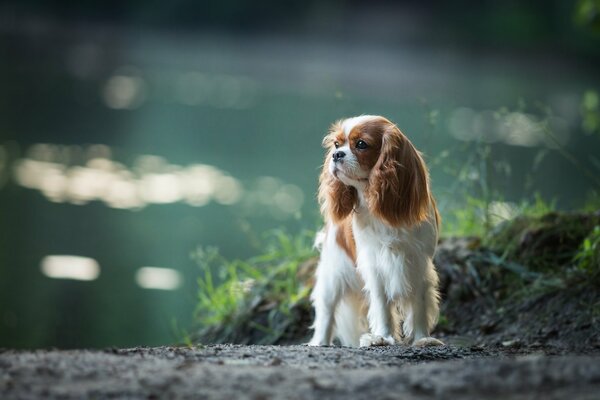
top-left (1, 23), bottom-right (598, 347)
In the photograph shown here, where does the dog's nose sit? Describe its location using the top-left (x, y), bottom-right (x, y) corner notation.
top-left (332, 151), bottom-right (346, 162)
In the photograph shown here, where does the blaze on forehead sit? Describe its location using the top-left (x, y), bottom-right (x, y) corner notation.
top-left (347, 117), bottom-right (389, 144)
top-left (342, 115), bottom-right (385, 135)
top-left (325, 116), bottom-right (390, 147)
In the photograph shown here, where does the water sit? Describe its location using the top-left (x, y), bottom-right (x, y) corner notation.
top-left (0, 24), bottom-right (598, 348)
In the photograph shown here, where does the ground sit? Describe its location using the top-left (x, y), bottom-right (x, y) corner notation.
top-left (1, 344), bottom-right (600, 399)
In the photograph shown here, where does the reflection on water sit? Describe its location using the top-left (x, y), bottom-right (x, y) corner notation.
top-left (102, 65), bottom-right (259, 111)
top-left (448, 108), bottom-right (570, 148)
top-left (12, 143), bottom-right (306, 216)
top-left (243, 176), bottom-right (305, 220)
top-left (14, 143), bottom-right (244, 209)
top-left (41, 255), bottom-right (183, 290)
top-left (102, 67), bottom-right (148, 110)
top-left (41, 255), bottom-right (100, 281)
top-left (135, 267), bottom-right (182, 290)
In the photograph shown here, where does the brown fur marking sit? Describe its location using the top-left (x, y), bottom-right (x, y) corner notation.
top-left (335, 217), bottom-right (357, 263)
top-left (364, 120), bottom-right (431, 227)
top-left (347, 118), bottom-right (386, 172)
top-left (318, 120), bottom-right (358, 223)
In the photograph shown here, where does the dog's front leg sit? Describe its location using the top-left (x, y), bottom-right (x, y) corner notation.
top-left (308, 274), bottom-right (340, 346)
top-left (308, 300), bottom-right (336, 346)
top-left (359, 270), bottom-right (395, 347)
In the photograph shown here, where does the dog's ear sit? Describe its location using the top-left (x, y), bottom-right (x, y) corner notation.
top-left (366, 123), bottom-right (430, 227)
top-left (318, 121), bottom-right (357, 223)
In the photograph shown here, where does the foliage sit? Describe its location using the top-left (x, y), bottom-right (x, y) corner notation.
top-left (486, 212), bottom-right (600, 273)
top-left (581, 90), bottom-right (600, 135)
top-left (583, 190), bottom-right (600, 211)
top-left (574, 0), bottom-right (600, 34)
top-left (192, 229), bottom-right (317, 344)
top-left (439, 93), bottom-right (600, 238)
top-left (574, 225), bottom-right (600, 279)
top-left (443, 193), bottom-right (556, 237)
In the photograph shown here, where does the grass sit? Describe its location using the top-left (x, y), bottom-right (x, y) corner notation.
top-left (487, 212), bottom-right (600, 271)
top-left (437, 94), bottom-right (600, 238)
top-left (191, 229), bottom-right (317, 344)
top-left (574, 225), bottom-right (600, 280)
top-left (443, 193), bottom-right (556, 237)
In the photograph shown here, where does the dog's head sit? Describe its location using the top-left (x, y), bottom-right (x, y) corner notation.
top-left (319, 115), bottom-right (431, 227)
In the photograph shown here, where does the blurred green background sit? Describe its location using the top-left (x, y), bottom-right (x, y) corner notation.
top-left (0, 0), bottom-right (599, 348)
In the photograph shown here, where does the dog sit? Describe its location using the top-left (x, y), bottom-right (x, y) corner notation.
top-left (308, 115), bottom-right (444, 347)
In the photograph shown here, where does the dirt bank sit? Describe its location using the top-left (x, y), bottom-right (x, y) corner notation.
top-left (198, 212), bottom-right (600, 351)
top-left (1, 345), bottom-right (600, 399)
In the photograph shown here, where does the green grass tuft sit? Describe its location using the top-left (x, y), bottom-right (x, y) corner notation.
top-left (574, 225), bottom-right (600, 280)
top-left (191, 229), bottom-right (317, 344)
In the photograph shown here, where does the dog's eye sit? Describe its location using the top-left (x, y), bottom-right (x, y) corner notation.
top-left (356, 140), bottom-right (368, 149)
top-left (334, 141), bottom-right (340, 149)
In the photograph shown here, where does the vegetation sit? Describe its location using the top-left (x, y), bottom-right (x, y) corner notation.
top-left (189, 209), bottom-right (600, 346)
top-left (438, 94), bottom-right (600, 237)
top-left (192, 230), bottom-right (317, 344)
top-left (487, 212), bottom-right (600, 273)
top-left (575, 225), bottom-right (600, 278)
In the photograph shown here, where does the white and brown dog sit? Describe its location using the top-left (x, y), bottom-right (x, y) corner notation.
top-left (308, 115), bottom-right (444, 348)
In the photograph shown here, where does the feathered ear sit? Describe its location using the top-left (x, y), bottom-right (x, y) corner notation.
top-left (366, 123), bottom-right (430, 227)
top-left (318, 122), bottom-right (357, 223)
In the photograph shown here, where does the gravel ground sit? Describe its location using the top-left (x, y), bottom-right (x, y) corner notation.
top-left (1, 345), bottom-right (599, 399)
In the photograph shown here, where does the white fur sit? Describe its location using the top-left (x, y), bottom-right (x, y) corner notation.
top-left (329, 118), bottom-right (372, 184)
top-left (353, 200), bottom-right (440, 345)
top-left (308, 223), bottom-right (365, 346)
top-left (309, 205), bottom-right (440, 347)
top-left (342, 115), bottom-right (380, 136)
top-left (309, 117), bottom-right (442, 348)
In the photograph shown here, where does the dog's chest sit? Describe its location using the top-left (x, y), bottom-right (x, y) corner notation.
top-left (352, 213), bottom-right (410, 253)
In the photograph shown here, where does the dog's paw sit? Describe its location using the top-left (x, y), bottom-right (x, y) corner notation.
top-left (359, 333), bottom-right (395, 347)
top-left (306, 338), bottom-right (329, 347)
top-left (412, 337), bottom-right (445, 348)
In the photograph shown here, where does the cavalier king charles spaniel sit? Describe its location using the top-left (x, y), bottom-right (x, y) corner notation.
top-left (308, 115), bottom-right (444, 348)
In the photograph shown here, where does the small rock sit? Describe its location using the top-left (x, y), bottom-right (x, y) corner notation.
top-left (266, 357), bottom-right (283, 366)
top-left (501, 339), bottom-right (521, 348)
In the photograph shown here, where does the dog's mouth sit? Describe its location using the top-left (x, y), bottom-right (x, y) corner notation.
top-left (332, 166), bottom-right (347, 179)
top-left (332, 166), bottom-right (368, 182)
